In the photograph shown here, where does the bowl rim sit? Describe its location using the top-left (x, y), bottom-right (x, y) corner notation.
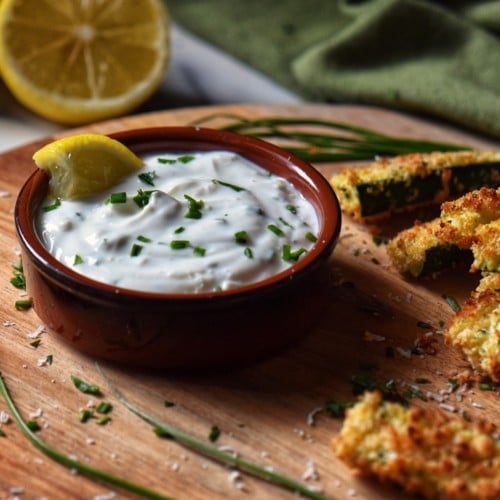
top-left (15, 126), bottom-right (342, 303)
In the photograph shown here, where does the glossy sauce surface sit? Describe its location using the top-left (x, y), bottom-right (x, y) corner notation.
top-left (37, 151), bottom-right (318, 293)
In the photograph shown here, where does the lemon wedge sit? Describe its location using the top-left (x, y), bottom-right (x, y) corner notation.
top-left (33, 134), bottom-right (144, 199)
top-left (0, 0), bottom-right (169, 124)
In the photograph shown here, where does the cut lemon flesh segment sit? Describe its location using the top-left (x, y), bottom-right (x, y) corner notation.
top-left (33, 134), bottom-right (144, 199)
top-left (0, 0), bottom-right (169, 124)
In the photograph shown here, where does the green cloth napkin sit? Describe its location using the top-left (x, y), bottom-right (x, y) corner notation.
top-left (166, 0), bottom-right (500, 139)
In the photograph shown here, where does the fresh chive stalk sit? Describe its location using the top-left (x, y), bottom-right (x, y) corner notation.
top-left (190, 114), bottom-right (469, 162)
top-left (97, 364), bottom-right (328, 500)
top-left (212, 179), bottom-right (246, 192)
top-left (0, 372), bottom-right (171, 500)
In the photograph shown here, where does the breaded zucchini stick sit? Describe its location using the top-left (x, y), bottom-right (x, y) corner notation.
top-left (333, 391), bottom-right (500, 499)
top-left (446, 273), bottom-right (500, 382)
top-left (330, 151), bottom-right (500, 221)
top-left (387, 188), bottom-right (500, 277)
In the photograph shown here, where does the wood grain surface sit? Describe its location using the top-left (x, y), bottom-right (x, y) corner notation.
top-left (0, 104), bottom-right (498, 500)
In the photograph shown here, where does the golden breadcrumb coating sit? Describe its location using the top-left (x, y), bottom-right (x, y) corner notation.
top-left (330, 151), bottom-right (500, 221)
top-left (471, 219), bottom-right (500, 273)
top-left (446, 275), bottom-right (500, 382)
top-left (333, 391), bottom-right (500, 499)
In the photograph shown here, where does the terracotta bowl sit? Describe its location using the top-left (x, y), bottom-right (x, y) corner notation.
top-left (15, 127), bottom-right (341, 371)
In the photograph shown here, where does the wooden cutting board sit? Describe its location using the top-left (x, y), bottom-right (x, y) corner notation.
top-left (0, 104), bottom-right (498, 500)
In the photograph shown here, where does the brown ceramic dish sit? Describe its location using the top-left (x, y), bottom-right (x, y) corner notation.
top-left (15, 127), bottom-right (341, 371)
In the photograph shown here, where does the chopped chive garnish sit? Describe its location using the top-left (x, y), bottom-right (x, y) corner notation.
top-left (416, 321), bottom-right (432, 329)
top-left (0, 428), bottom-right (6, 437)
top-left (402, 386), bottom-right (427, 401)
top-left (73, 254), bottom-right (84, 265)
top-left (267, 224), bottom-right (284, 237)
top-left (286, 204), bottom-right (297, 215)
top-left (282, 244), bottom-right (306, 262)
top-left (27, 420), bottom-right (41, 432)
top-left (278, 217), bottom-right (293, 228)
top-left (212, 179), bottom-right (246, 192)
top-left (157, 157), bottom-right (176, 164)
top-left (79, 409), bottom-right (94, 423)
top-left (324, 399), bottom-right (354, 418)
top-left (97, 415), bottom-right (112, 426)
top-left (184, 194), bottom-right (204, 219)
top-left (415, 377), bottom-right (431, 384)
top-left (15, 298), bottom-right (32, 311)
top-left (130, 244), bottom-right (143, 257)
top-left (174, 226), bottom-right (185, 234)
top-left (96, 402), bottom-right (113, 414)
top-left (45, 355), bottom-right (53, 366)
top-left (305, 231), bottom-right (317, 242)
top-left (133, 189), bottom-right (154, 208)
top-left (70, 375), bottom-right (102, 396)
top-left (105, 192), bottom-right (127, 204)
top-left (234, 230), bottom-right (249, 244)
top-left (193, 246), bottom-right (206, 257)
top-left (164, 400), bottom-right (175, 408)
top-left (10, 261), bottom-right (26, 289)
top-left (178, 154), bottom-right (195, 163)
top-left (30, 340), bottom-right (41, 348)
top-left (170, 240), bottom-right (190, 250)
top-left (138, 171), bottom-right (156, 186)
top-left (244, 247), bottom-right (253, 259)
top-left (137, 235), bottom-right (152, 243)
top-left (443, 295), bottom-right (461, 312)
top-left (208, 425), bottom-right (220, 442)
top-left (372, 235), bottom-right (385, 246)
top-left (448, 379), bottom-right (459, 391)
top-left (478, 383), bottom-right (494, 391)
top-left (42, 198), bottom-right (61, 212)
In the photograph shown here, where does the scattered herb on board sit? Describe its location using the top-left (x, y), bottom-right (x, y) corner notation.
top-left (97, 363), bottom-right (328, 500)
top-left (70, 375), bottom-right (102, 396)
top-left (0, 372), bottom-right (171, 500)
top-left (0, 428), bottom-right (6, 437)
top-left (208, 425), bottom-right (221, 442)
top-left (324, 399), bottom-right (354, 418)
top-left (443, 295), bottom-right (461, 313)
top-left (190, 114), bottom-right (469, 162)
top-left (10, 260), bottom-right (26, 289)
top-left (15, 298), bottom-right (32, 311)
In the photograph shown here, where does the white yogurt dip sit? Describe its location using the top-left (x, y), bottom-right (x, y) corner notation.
top-left (37, 151), bottom-right (319, 293)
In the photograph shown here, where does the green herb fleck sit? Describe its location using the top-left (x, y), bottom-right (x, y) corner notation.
top-left (73, 254), bottom-right (84, 266)
top-left (208, 425), bottom-right (221, 442)
top-left (27, 420), bottom-right (41, 432)
top-left (267, 224), bottom-right (284, 237)
top-left (70, 375), bottom-right (102, 396)
top-left (234, 230), bottom-right (249, 244)
top-left (96, 402), bottom-right (113, 414)
top-left (30, 340), bottom-right (41, 349)
top-left (130, 244), bottom-right (143, 257)
top-left (305, 232), bottom-right (317, 243)
top-left (443, 295), bottom-right (461, 313)
top-left (212, 179), bottom-right (245, 192)
top-left (282, 244), bottom-right (306, 262)
top-left (138, 171), bottom-right (156, 186)
top-left (244, 247), bottom-right (253, 259)
top-left (170, 240), bottom-right (190, 250)
top-left (178, 155), bottom-right (195, 163)
top-left (15, 298), bottom-right (32, 311)
top-left (10, 260), bottom-right (26, 289)
top-left (137, 235), bottom-right (152, 243)
top-left (372, 235), bottom-right (386, 246)
top-left (97, 415), bottom-right (111, 426)
top-left (402, 386), bottom-right (427, 401)
top-left (157, 157), bottom-right (176, 164)
top-left (0, 428), bottom-right (6, 437)
top-left (324, 399), bottom-right (354, 418)
top-left (45, 355), bottom-right (53, 366)
top-left (164, 400), bottom-right (175, 408)
top-left (448, 379), bottom-right (459, 391)
top-left (193, 246), bottom-right (206, 257)
top-left (174, 226), bottom-right (185, 234)
top-left (184, 194), bottom-right (204, 219)
top-left (416, 321), bottom-right (432, 329)
top-left (42, 198), bottom-right (61, 212)
top-left (133, 189), bottom-right (154, 208)
top-left (462, 411), bottom-right (472, 422)
top-left (286, 204), bottom-right (297, 215)
top-left (415, 377), bottom-right (430, 384)
top-left (79, 409), bottom-right (94, 423)
top-left (478, 383), bottom-right (494, 391)
top-left (105, 192), bottom-right (127, 204)
top-left (278, 217), bottom-right (293, 228)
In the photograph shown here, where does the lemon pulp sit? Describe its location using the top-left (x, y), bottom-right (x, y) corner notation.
top-left (0, 0), bottom-right (169, 124)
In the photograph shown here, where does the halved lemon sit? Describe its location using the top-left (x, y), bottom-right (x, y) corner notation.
top-left (33, 133), bottom-right (144, 199)
top-left (0, 0), bottom-right (169, 124)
